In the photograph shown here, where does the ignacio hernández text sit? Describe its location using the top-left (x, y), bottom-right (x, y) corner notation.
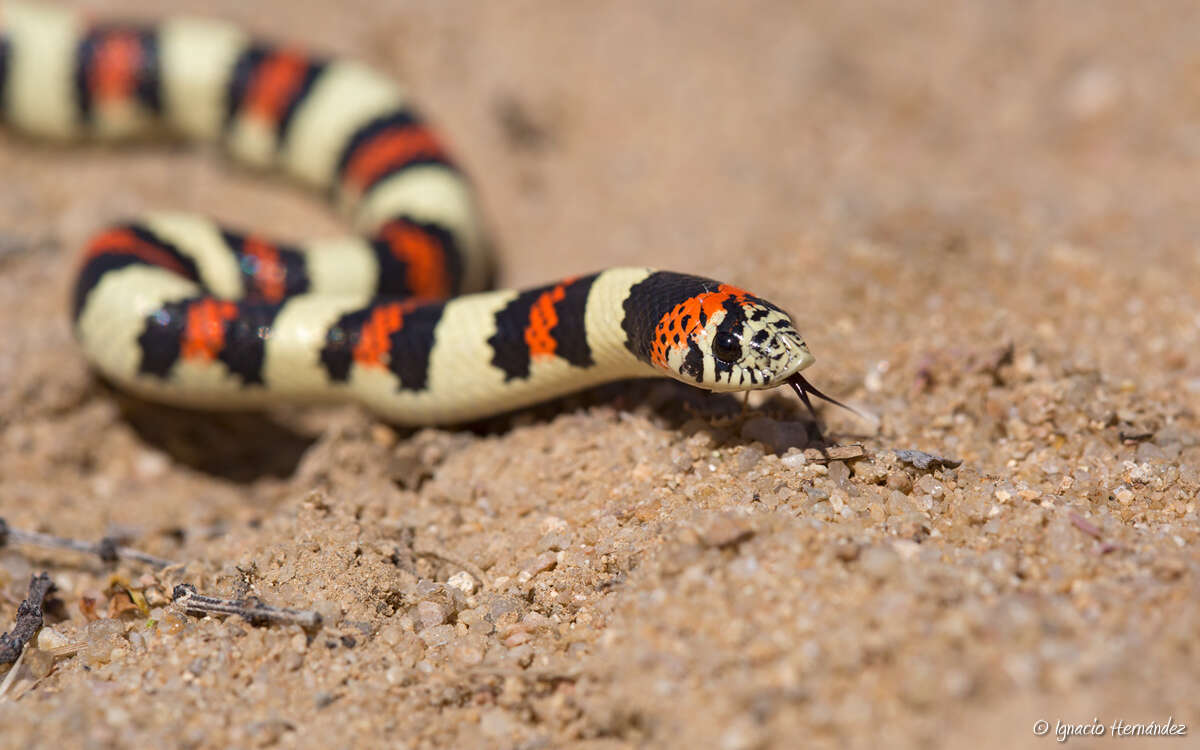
top-left (1031, 717), bottom-right (1187, 743)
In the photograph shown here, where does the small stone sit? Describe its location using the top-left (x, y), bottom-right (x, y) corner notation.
top-left (823, 445), bottom-right (867, 461)
top-left (519, 552), bottom-right (558, 580)
top-left (36, 626), bottom-right (69, 651)
top-left (886, 472), bottom-right (913, 493)
top-left (450, 635), bottom-right (486, 665)
top-left (737, 445), bottom-right (764, 472)
top-left (378, 624), bottom-right (406, 647)
top-left (894, 449), bottom-right (962, 471)
top-left (24, 648), bottom-right (54, 679)
top-left (418, 624), bottom-right (456, 648)
top-left (446, 571), bottom-right (478, 595)
top-left (913, 474), bottom-right (944, 499)
top-left (83, 618), bottom-right (125, 667)
top-left (416, 599), bottom-right (449, 629)
top-left (827, 461), bottom-right (851, 488)
top-left (886, 490), bottom-right (909, 513)
top-left (488, 594), bottom-right (523, 622)
top-left (780, 451), bottom-right (807, 469)
top-left (851, 460), bottom-right (887, 484)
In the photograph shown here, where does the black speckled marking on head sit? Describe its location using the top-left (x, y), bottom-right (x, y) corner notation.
top-left (224, 44), bottom-right (326, 142)
top-left (73, 26), bottom-right (161, 122)
top-left (487, 274), bottom-right (598, 381)
top-left (319, 300), bottom-right (445, 391)
top-left (711, 295), bottom-right (750, 380)
top-left (681, 340), bottom-right (705, 381)
top-left (72, 224), bottom-right (200, 321)
top-left (620, 271), bottom-right (724, 364)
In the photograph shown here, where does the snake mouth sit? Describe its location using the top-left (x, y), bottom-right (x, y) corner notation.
top-left (773, 333), bottom-right (814, 380)
top-left (787, 373), bottom-right (861, 422)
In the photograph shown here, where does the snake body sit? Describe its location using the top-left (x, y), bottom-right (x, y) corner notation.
top-left (0, 3), bottom-right (819, 424)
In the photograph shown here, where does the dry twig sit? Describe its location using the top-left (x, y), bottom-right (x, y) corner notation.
top-left (0, 518), bottom-right (176, 569)
top-left (172, 584), bottom-right (322, 628)
top-left (0, 573), bottom-right (55, 665)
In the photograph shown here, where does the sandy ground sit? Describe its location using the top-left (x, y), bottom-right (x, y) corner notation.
top-left (2, 1), bottom-right (1199, 748)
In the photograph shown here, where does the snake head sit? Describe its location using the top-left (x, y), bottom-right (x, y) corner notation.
top-left (624, 272), bottom-right (814, 392)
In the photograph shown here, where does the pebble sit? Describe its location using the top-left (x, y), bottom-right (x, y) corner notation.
top-left (83, 619), bottom-right (125, 666)
top-left (913, 474), bottom-right (944, 499)
top-left (447, 571), bottom-right (478, 595)
top-left (418, 624), bottom-right (455, 648)
top-left (781, 451), bottom-right (807, 469)
top-left (827, 460), bottom-right (851, 488)
top-left (895, 449), bottom-right (962, 471)
top-left (450, 635), bottom-right (486, 665)
top-left (36, 626), bottom-right (69, 651)
top-left (806, 445), bottom-right (866, 463)
top-left (886, 472), bottom-right (913, 493)
top-left (518, 552), bottom-right (558, 582)
top-left (416, 599), bottom-right (449, 628)
top-left (24, 648), bottom-right (54, 679)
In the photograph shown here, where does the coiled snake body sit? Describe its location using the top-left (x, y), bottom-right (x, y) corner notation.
top-left (0, 3), bottom-right (828, 425)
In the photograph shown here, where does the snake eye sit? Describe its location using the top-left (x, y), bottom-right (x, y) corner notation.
top-left (713, 331), bottom-right (741, 363)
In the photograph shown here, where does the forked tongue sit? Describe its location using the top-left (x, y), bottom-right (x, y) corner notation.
top-left (788, 373), bottom-right (863, 422)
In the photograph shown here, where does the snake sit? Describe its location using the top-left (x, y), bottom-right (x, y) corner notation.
top-left (0, 2), bottom-right (844, 425)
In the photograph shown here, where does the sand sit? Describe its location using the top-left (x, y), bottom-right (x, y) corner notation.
top-left (1, 1), bottom-right (1198, 748)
